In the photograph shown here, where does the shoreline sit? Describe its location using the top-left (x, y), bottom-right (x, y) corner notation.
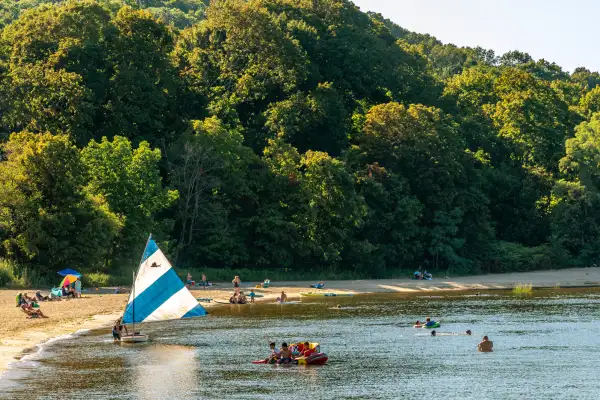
top-left (2, 266), bottom-right (600, 378)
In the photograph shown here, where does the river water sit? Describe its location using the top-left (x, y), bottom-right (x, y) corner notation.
top-left (2, 289), bottom-right (600, 399)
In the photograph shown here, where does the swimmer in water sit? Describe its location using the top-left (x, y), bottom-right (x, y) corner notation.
top-left (466, 330), bottom-right (472, 336)
top-left (431, 330), bottom-right (436, 337)
top-left (478, 335), bottom-right (493, 352)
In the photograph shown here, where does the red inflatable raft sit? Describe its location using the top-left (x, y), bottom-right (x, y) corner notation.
top-left (252, 352), bottom-right (328, 366)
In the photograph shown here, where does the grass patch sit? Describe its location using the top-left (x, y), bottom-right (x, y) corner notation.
top-left (513, 282), bottom-right (533, 294)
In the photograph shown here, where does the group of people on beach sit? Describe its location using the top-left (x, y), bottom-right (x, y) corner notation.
top-left (186, 272), bottom-right (211, 289)
top-left (265, 341), bottom-right (315, 364)
top-left (16, 292), bottom-right (49, 318)
top-left (229, 291), bottom-right (251, 304)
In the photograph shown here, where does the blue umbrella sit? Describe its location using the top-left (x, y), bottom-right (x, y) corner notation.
top-left (57, 268), bottom-right (81, 277)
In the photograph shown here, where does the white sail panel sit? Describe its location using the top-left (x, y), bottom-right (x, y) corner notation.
top-left (122, 238), bottom-right (207, 324)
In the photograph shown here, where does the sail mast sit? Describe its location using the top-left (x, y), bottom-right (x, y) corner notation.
top-left (125, 233), bottom-right (152, 332)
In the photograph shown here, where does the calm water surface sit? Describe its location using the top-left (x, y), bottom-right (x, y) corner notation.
top-left (2, 289), bottom-right (600, 399)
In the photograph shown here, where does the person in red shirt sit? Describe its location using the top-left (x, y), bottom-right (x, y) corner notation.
top-left (302, 342), bottom-right (314, 357)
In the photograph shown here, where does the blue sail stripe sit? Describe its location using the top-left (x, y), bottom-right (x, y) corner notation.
top-left (182, 304), bottom-right (207, 318)
top-left (123, 268), bottom-right (184, 324)
top-left (141, 239), bottom-right (159, 264)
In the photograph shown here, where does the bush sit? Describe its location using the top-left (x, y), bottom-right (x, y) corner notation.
top-left (485, 241), bottom-right (571, 273)
top-left (83, 271), bottom-right (132, 287)
top-left (0, 258), bottom-right (17, 287)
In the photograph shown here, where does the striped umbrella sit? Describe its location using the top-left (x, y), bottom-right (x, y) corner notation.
top-left (60, 274), bottom-right (79, 287)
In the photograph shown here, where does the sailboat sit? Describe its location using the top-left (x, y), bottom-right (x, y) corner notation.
top-left (119, 234), bottom-right (207, 343)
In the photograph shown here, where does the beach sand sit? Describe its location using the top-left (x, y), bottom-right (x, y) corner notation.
top-left (2, 266), bottom-right (600, 376)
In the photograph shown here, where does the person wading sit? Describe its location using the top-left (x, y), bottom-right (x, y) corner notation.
top-left (478, 336), bottom-right (493, 352)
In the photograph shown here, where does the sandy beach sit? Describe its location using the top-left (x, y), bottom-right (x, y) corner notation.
top-left (2, 266), bottom-right (600, 377)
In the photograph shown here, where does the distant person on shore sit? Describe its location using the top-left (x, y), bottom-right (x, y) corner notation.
top-left (478, 336), bottom-right (493, 352)
top-left (75, 278), bottom-right (82, 298)
top-left (232, 276), bottom-right (241, 295)
top-left (249, 290), bottom-right (256, 303)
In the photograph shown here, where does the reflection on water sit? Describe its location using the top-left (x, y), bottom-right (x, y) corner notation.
top-left (2, 288), bottom-right (600, 399)
top-left (130, 345), bottom-right (199, 400)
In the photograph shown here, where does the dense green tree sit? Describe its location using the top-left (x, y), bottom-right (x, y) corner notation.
top-left (0, 132), bottom-right (121, 274)
top-left (1, 0), bottom-right (599, 282)
top-left (81, 136), bottom-right (178, 267)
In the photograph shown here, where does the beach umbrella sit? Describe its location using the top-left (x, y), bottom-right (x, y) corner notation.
top-left (57, 268), bottom-right (81, 277)
top-left (60, 274), bottom-right (79, 287)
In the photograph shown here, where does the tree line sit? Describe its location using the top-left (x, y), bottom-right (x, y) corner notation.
top-left (1, 0), bottom-right (600, 283)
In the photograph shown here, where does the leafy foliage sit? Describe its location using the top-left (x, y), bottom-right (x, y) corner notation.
top-left (0, 0), bottom-right (598, 282)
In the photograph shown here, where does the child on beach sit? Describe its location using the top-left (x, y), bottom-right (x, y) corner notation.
top-left (249, 290), bottom-right (256, 303)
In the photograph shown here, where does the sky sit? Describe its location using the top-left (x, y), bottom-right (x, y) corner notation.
top-left (351, 0), bottom-right (599, 72)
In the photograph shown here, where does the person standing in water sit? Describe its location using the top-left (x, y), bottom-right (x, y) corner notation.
top-left (478, 336), bottom-right (493, 352)
top-left (112, 317), bottom-right (128, 340)
top-left (279, 291), bottom-right (288, 302)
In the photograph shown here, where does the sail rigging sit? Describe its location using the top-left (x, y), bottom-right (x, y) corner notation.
top-left (122, 236), bottom-right (207, 324)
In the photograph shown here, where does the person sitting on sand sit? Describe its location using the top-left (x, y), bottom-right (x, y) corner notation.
top-left (35, 291), bottom-right (49, 302)
top-left (186, 272), bottom-right (194, 289)
top-left (425, 317), bottom-right (437, 327)
top-left (277, 342), bottom-right (293, 365)
top-left (478, 336), bottom-right (493, 352)
top-left (229, 294), bottom-right (237, 304)
top-left (20, 303), bottom-right (48, 318)
top-left (237, 292), bottom-right (247, 304)
top-left (16, 293), bottom-right (23, 307)
top-left (112, 317), bottom-right (128, 340)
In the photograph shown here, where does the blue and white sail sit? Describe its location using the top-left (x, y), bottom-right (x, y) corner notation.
top-left (122, 238), bottom-right (207, 324)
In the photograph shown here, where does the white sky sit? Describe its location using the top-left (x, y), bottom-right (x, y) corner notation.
top-left (352, 0), bottom-right (600, 72)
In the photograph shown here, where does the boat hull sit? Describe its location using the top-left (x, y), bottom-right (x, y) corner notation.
top-left (120, 333), bottom-right (148, 343)
top-left (252, 353), bottom-right (328, 366)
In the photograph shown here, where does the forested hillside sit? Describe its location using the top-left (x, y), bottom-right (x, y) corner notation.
top-left (1, 0), bottom-right (600, 285)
